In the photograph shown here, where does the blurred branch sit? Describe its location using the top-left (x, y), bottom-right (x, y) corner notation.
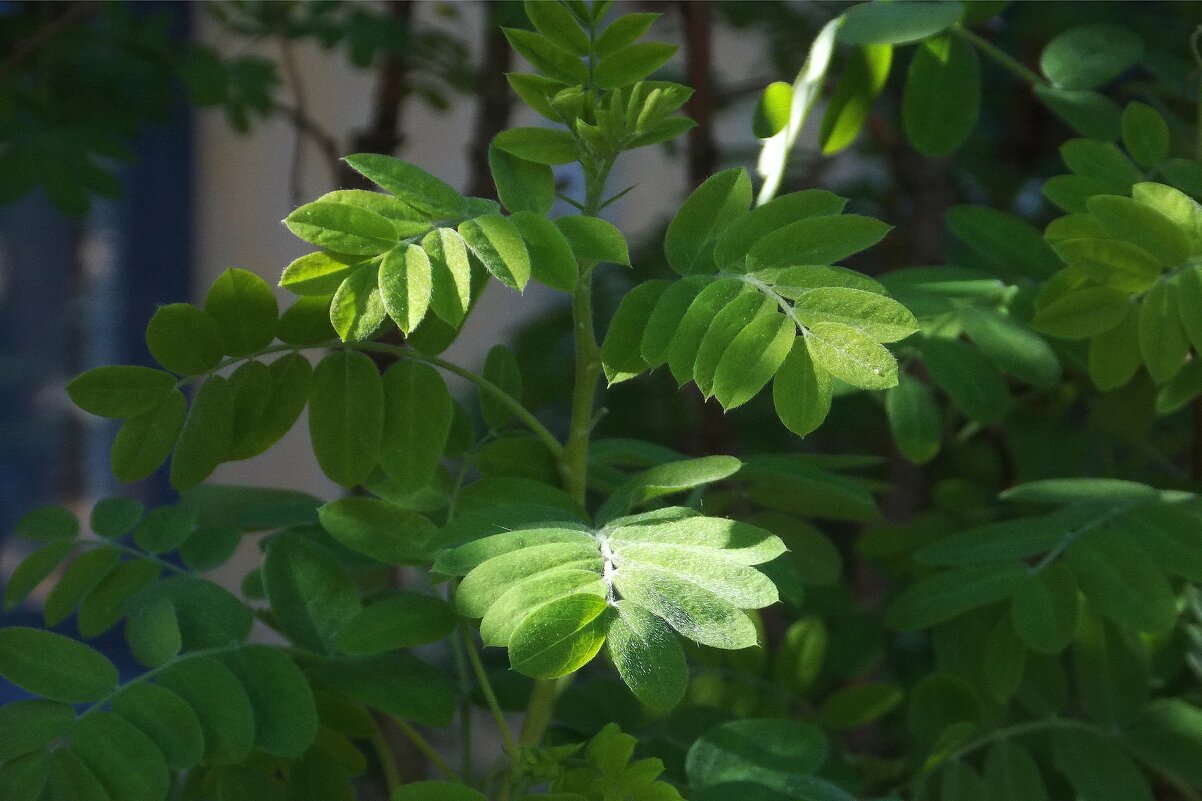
top-left (342, 0), bottom-right (414, 187)
top-left (271, 101), bottom-right (341, 185)
top-left (467, 6), bottom-right (514, 199)
top-left (0, 1), bottom-right (97, 82)
top-left (278, 35), bottom-right (315, 206)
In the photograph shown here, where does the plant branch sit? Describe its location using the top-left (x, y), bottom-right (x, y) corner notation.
top-left (0, 1), bottom-right (97, 83)
top-left (370, 721), bottom-right (405, 793)
top-left (952, 25), bottom-right (1046, 87)
top-left (460, 621), bottom-right (517, 755)
top-left (392, 717), bottom-right (463, 783)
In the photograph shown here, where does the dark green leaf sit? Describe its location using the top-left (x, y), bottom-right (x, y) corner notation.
top-left (146, 304), bottom-right (224, 376)
top-left (204, 268), bottom-right (278, 357)
top-left (309, 350), bottom-right (383, 487)
top-left (0, 627), bottom-right (118, 702)
top-left (902, 35), bottom-right (980, 156)
top-left (170, 376), bottom-right (236, 491)
top-left (67, 366), bottom-right (178, 419)
top-left (263, 532), bottom-right (361, 653)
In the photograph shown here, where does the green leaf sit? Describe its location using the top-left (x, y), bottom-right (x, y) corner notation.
top-left (640, 275), bottom-right (711, 367)
top-left (1033, 286), bottom-right (1131, 339)
top-left (1000, 478), bottom-right (1159, 504)
top-left (379, 244), bottom-right (433, 335)
top-left (48, 749), bottom-right (105, 801)
top-left (940, 762), bottom-right (984, 801)
top-left (686, 719), bottom-right (828, 794)
top-left (1050, 238), bottom-right (1161, 293)
top-left (1088, 194), bottom-right (1189, 267)
top-left (772, 338), bottom-right (832, 436)
top-left (479, 566), bottom-right (604, 647)
top-left (281, 252), bottom-right (363, 297)
top-left (134, 576), bottom-right (252, 649)
top-left (1121, 103), bottom-right (1169, 168)
top-left (13, 505), bottom-right (78, 543)
top-left (1040, 87), bottom-right (1124, 140)
top-left (222, 645), bottom-right (318, 757)
top-left (284, 201), bottom-right (399, 255)
top-left (342, 154), bottom-right (467, 219)
top-left (958, 308), bottom-right (1060, 389)
top-left (885, 374), bottom-right (941, 464)
top-left (1138, 279), bottom-right (1188, 383)
top-left (902, 35), bottom-right (980, 156)
top-left (945, 206), bottom-right (1061, 280)
top-left (170, 376), bottom-right (235, 491)
top-left (886, 563), bottom-right (1027, 631)
top-left (491, 127), bottom-right (579, 165)
top-left (89, 497), bottom-right (142, 539)
top-left (459, 214), bottom-right (531, 290)
top-left (713, 190), bottom-right (846, 269)
top-left (753, 81), bottom-right (793, 139)
top-left (481, 344), bottom-right (523, 429)
top-left (0, 700), bottom-right (75, 762)
top-left (819, 683), bottom-right (903, 729)
top-left (511, 211), bottom-right (578, 292)
top-left (612, 566), bottom-right (758, 650)
top-left (316, 189), bottom-right (428, 231)
top-left (146, 303), bottom-right (224, 376)
top-left (747, 215), bottom-right (891, 270)
top-left (795, 287), bottom-right (917, 343)
top-left (837, 1), bottom-right (963, 45)
top-left (594, 42), bottom-right (676, 89)
top-left (1174, 265), bottom-right (1202, 353)
top-left (67, 366), bottom-right (178, 418)
top-left (668, 280), bottom-right (748, 384)
top-left (605, 600), bottom-right (687, 711)
top-left (1066, 528), bottom-right (1176, 634)
top-left (132, 505), bottom-right (193, 553)
top-left (204, 268), bottom-right (278, 357)
top-left (306, 653), bottom-right (455, 726)
top-left (982, 741), bottom-right (1048, 801)
top-left (43, 547), bottom-right (120, 627)
top-left (820, 45), bottom-right (892, 155)
top-left (124, 596), bottom-right (182, 668)
top-left (804, 323), bottom-right (897, 391)
top-left (229, 353), bottom-right (311, 460)
top-left (603, 280), bottom-right (670, 384)
top-left (1050, 728), bottom-right (1153, 801)
top-left (278, 295), bottom-right (338, 346)
top-left (1123, 700), bottom-right (1202, 787)
top-left (70, 712), bottom-right (170, 801)
top-left (3, 540), bottom-right (74, 611)
top-left (594, 13), bottom-right (659, 58)
top-left (392, 782), bottom-right (487, 801)
top-left (664, 168), bottom-right (752, 275)
top-left (335, 592), bottom-right (457, 655)
top-left (77, 558), bottom-right (160, 637)
top-left (488, 144), bottom-right (554, 214)
top-left (1074, 614), bottom-right (1148, 727)
top-left (523, 0), bottom-right (589, 55)
top-left (1061, 140), bottom-right (1143, 192)
top-left (380, 361), bottom-right (452, 494)
top-left (600, 455), bottom-right (743, 520)
top-left (982, 615), bottom-right (1027, 701)
top-left (263, 532), bottom-right (361, 654)
top-left (330, 263), bottom-right (387, 342)
top-left (0, 627), bottom-right (118, 702)
top-left (422, 228), bottom-right (474, 326)
top-left (1010, 563), bottom-right (1078, 654)
top-left (318, 497), bottom-right (436, 565)
top-left (309, 350), bottom-right (383, 487)
top-left (156, 657), bottom-right (256, 764)
top-left (693, 293), bottom-right (773, 396)
top-left (111, 683), bottom-right (203, 770)
top-left (1041, 23), bottom-right (1144, 90)
top-left (508, 593), bottom-right (612, 679)
top-left (502, 28), bottom-right (588, 84)
top-left (554, 216), bottom-right (630, 265)
top-left (712, 307), bottom-right (795, 409)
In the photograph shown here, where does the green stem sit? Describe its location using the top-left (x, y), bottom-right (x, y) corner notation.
top-left (559, 261), bottom-right (602, 502)
top-left (517, 676), bottom-right (561, 747)
top-left (953, 25), bottom-right (1046, 87)
top-left (77, 538), bottom-right (193, 577)
top-left (1192, 26), bottom-right (1202, 160)
top-left (392, 717), bottom-right (463, 783)
top-left (370, 722), bottom-right (404, 793)
top-left (460, 621), bottom-right (517, 755)
top-left (173, 338), bottom-right (562, 459)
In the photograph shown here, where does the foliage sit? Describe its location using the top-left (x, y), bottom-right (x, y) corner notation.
top-left (6, 2), bottom-right (1202, 801)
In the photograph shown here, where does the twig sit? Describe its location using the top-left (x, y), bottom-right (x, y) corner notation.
top-left (0, 1), bottom-right (97, 82)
